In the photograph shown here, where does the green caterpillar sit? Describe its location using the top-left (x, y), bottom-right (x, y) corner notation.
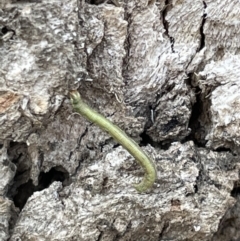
top-left (69, 90), bottom-right (157, 192)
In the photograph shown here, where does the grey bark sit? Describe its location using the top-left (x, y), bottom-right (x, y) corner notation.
top-left (0, 0), bottom-right (240, 240)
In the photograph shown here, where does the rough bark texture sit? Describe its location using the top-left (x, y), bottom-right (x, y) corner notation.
top-left (0, 0), bottom-right (240, 240)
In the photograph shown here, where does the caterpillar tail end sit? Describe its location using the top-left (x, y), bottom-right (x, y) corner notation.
top-left (133, 172), bottom-right (157, 193)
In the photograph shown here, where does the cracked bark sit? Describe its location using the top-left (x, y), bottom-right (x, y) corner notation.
top-left (1, 0), bottom-right (240, 240)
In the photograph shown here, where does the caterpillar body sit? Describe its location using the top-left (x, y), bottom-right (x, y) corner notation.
top-left (69, 90), bottom-right (157, 192)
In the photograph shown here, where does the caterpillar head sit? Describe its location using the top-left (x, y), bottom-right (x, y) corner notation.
top-left (69, 90), bottom-right (81, 105)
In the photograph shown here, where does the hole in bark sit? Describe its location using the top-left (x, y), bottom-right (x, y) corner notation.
top-left (162, 117), bottom-right (179, 135)
top-left (7, 141), bottom-right (28, 161)
top-left (140, 131), bottom-right (171, 150)
top-left (162, 0), bottom-right (175, 52)
top-left (169, 36), bottom-right (175, 52)
top-left (162, 0), bottom-right (171, 34)
top-left (231, 181), bottom-right (240, 198)
top-left (140, 131), bottom-right (155, 147)
top-left (215, 147), bottom-right (233, 153)
top-left (38, 166), bottom-right (69, 189)
top-left (11, 166), bottom-right (69, 210)
top-left (183, 76), bottom-right (207, 147)
top-left (1, 26), bottom-right (15, 37)
top-left (6, 141), bottom-right (30, 197)
top-left (214, 183), bottom-right (222, 190)
top-left (89, 0), bottom-right (117, 6)
top-left (1, 26), bottom-right (8, 34)
top-left (186, 86), bottom-right (204, 143)
top-left (101, 177), bottom-right (109, 191)
top-left (194, 184), bottom-right (198, 193)
top-left (198, 1), bottom-right (207, 51)
top-left (96, 231), bottom-right (104, 241)
top-left (0, 26), bottom-right (16, 41)
top-left (12, 179), bottom-right (35, 210)
top-left (113, 143), bottom-right (120, 148)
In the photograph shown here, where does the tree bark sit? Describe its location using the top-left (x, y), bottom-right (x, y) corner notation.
top-left (0, 0), bottom-right (240, 240)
